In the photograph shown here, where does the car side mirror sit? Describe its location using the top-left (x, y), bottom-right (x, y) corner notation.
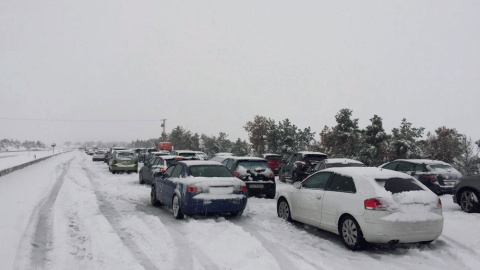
top-left (293, 182), bottom-right (302, 189)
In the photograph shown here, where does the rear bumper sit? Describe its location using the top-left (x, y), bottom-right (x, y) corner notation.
top-left (111, 164), bottom-right (138, 172)
top-left (359, 212), bottom-right (444, 244)
top-left (183, 195), bottom-right (247, 214)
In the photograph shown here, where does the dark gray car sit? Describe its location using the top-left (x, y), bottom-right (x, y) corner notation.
top-left (453, 175), bottom-right (480, 213)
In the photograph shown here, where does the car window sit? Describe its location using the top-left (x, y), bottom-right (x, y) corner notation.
top-left (170, 165), bottom-right (183, 178)
top-left (326, 163), bottom-right (365, 168)
top-left (226, 159), bottom-right (234, 168)
top-left (326, 174), bottom-right (356, 193)
top-left (148, 158), bottom-right (156, 165)
top-left (164, 166), bottom-right (175, 177)
top-left (375, 177), bottom-right (424, 194)
top-left (397, 162), bottom-right (413, 172)
top-left (302, 172), bottom-right (332, 189)
top-left (154, 158), bottom-right (162, 166)
top-left (166, 158), bottom-right (182, 166)
top-left (286, 155), bottom-right (293, 163)
top-left (266, 155), bottom-right (282, 161)
top-left (414, 164), bottom-right (423, 172)
top-left (117, 152), bottom-right (134, 158)
top-left (304, 154), bottom-right (327, 163)
top-left (382, 161), bottom-right (399, 170)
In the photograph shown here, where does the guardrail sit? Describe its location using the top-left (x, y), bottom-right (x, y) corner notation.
top-left (0, 151), bottom-right (71, 177)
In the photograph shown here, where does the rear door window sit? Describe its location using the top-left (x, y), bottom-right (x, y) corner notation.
top-left (375, 177), bottom-right (424, 194)
top-left (382, 161), bottom-right (399, 170)
top-left (171, 165), bottom-right (183, 178)
top-left (397, 162), bottom-right (414, 172)
top-left (326, 174), bottom-right (356, 193)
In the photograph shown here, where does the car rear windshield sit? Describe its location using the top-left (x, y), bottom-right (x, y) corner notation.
top-left (147, 149), bottom-right (158, 153)
top-left (117, 152), bottom-right (134, 158)
top-left (179, 153), bottom-right (196, 157)
top-left (189, 165), bottom-right (234, 177)
top-left (375, 177), bottom-right (424, 194)
top-left (429, 164), bottom-right (454, 171)
top-left (237, 161), bottom-right (270, 170)
top-left (304, 154), bottom-right (327, 162)
top-left (266, 156), bottom-right (282, 161)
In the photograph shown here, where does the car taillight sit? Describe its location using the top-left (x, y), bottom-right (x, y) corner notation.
top-left (188, 185), bottom-right (200, 193)
top-left (424, 174), bottom-right (437, 182)
top-left (161, 168), bottom-right (167, 172)
top-left (437, 198), bottom-right (442, 209)
top-left (268, 171), bottom-right (274, 178)
top-left (364, 198), bottom-right (387, 211)
top-left (233, 171), bottom-right (245, 179)
top-left (297, 161), bottom-right (306, 167)
top-left (240, 185), bottom-right (247, 192)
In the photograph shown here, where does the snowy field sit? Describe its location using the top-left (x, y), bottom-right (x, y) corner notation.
top-left (0, 150), bottom-right (479, 270)
top-left (0, 150), bottom-right (66, 171)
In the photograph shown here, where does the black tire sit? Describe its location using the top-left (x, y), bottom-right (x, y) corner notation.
top-left (339, 216), bottom-right (365, 250)
top-left (172, 195), bottom-right (184, 219)
top-left (266, 191), bottom-right (276, 199)
top-left (139, 173), bottom-right (145, 184)
top-left (279, 170), bottom-right (286, 183)
top-left (419, 240), bottom-right (434, 245)
top-left (459, 189), bottom-right (480, 213)
top-left (230, 210), bottom-right (243, 217)
top-left (151, 186), bottom-right (160, 206)
top-left (277, 198), bottom-right (292, 221)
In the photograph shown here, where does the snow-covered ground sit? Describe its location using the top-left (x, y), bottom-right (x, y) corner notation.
top-left (0, 150), bottom-right (479, 269)
top-left (0, 150), bottom-right (67, 171)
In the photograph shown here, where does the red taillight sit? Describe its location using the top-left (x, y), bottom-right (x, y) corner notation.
top-left (161, 167), bottom-right (167, 172)
top-left (188, 185), bottom-right (199, 193)
top-left (233, 171), bottom-right (244, 179)
top-left (297, 161), bottom-right (306, 167)
top-left (424, 174), bottom-right (437, 182)
top-left (240, 185), bottom-right (247, 192)
top-left (364, 198), bottom-right (387, 211)
top-left (437, 198), bottom-right (442, 208)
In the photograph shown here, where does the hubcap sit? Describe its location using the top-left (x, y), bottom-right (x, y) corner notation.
top-left (461, 191), bottom-right (477, 211)
top-left (342, 219), bottom-right (358, 246)
top-left (173, 196), bottom-right (180, 216)
top-left (278, 201), bottom-right (290, 220)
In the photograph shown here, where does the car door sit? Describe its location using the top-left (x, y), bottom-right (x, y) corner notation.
top-left (286, 154), bottom-right (298, 178)
top-left (158, 165), bottom-right (175, 205)
top-left (291, 172), bottom-right (332, 226)
top-left (144, 157), bottom-right (157, 182)
top-left (162, 164), bottom-right (184, 207)
top-left (320, 173), bottom-right (357, 231)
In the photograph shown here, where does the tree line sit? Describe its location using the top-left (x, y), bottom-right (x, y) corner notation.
top-left (0, 139), bottom-right (46, 150)
top-left (128, 108), bottom-right (480, 175)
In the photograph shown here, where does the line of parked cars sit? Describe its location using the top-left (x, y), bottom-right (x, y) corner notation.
top-left (87, 147), bottom-right (480, 250)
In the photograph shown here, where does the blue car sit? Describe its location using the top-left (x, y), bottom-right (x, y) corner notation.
top-left (151, 161), bottom-right (248, 219)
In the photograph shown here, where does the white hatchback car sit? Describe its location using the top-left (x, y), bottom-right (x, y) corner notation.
top-left (277, 167), bottom-right (443, 250)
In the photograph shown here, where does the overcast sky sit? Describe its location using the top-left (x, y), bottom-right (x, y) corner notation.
top-left (1, 0), bottom-right (479, 146)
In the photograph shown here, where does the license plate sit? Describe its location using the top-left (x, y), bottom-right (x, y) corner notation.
top-left (249, 184), bottom-right (264, 188)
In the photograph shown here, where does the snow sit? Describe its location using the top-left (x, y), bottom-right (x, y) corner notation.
top-left (1, 151), bottom-right (480, 269)
top-left (0, 150), bottom-right (65, 171)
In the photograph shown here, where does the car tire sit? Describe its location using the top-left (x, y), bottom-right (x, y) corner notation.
top-left (339, 215), bottom-right (365, 250)
top-left (172, 195), bottom-right (184, 219)
top-left (459, 189), bottom-right (480, 213)
top-left (230, 210), bottom-right (243, 217)
top-left (139, 173), bottom-right (145, 184)
top-left (277, 198), bottom-right (292, 221)
top-left (279, 170), bottom-right (286, 183)
top-left (151, 186), bottom-right (160, 206)
top-left (266, 191), bottom-right (276, 199)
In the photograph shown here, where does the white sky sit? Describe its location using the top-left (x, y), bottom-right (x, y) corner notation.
top-left (1, 0), bottom-right (479, 145)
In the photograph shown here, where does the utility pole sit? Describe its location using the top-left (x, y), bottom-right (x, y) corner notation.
top-left (160, 119), bottom-right (167, 137)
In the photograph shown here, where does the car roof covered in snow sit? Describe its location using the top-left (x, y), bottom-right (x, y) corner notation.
top-left (298, 151), bottom-right (327, 156)
top-left (180, 160), bottom-right (223, 167)
top-left (225, 156), bottom-right (266, 161)
top-left (392, 159), bottom-right (450, 165)
top-left (324, 158), bottom-right (364, 164)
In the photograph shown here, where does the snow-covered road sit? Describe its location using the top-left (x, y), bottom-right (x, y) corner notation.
top-left (1, 151), bottom-right (479, 269)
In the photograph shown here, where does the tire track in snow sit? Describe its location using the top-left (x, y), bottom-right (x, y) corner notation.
top-left (81, 165), bottom-right (158, 270)
top-left (27, 157), bottom-right (74, 269)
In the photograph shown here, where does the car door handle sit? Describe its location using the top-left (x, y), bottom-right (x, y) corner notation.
top-left (316, 196), bottom-right (322, 200)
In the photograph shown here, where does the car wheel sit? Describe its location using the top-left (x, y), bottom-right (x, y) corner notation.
top-left (230, 210), bottom-right (243, 217)
top-left (151, 186), bottom-right (160, 206)
top-left (139, 173), bottom-right (145, 184)
top-left (419, 240), bottom-right (434, 245)
top-left (339, 216), bottom-right (365, 250)
top-left (172, 195), bottom-right (184, 219)
top-left (277, 198), bottom-right (292, 221)
top-left (266, 192), bottom-right (276, 199)
top-left (279, 170), bottom-right (286, 183)
top-left (460, 189), bottom-right (480, 213)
